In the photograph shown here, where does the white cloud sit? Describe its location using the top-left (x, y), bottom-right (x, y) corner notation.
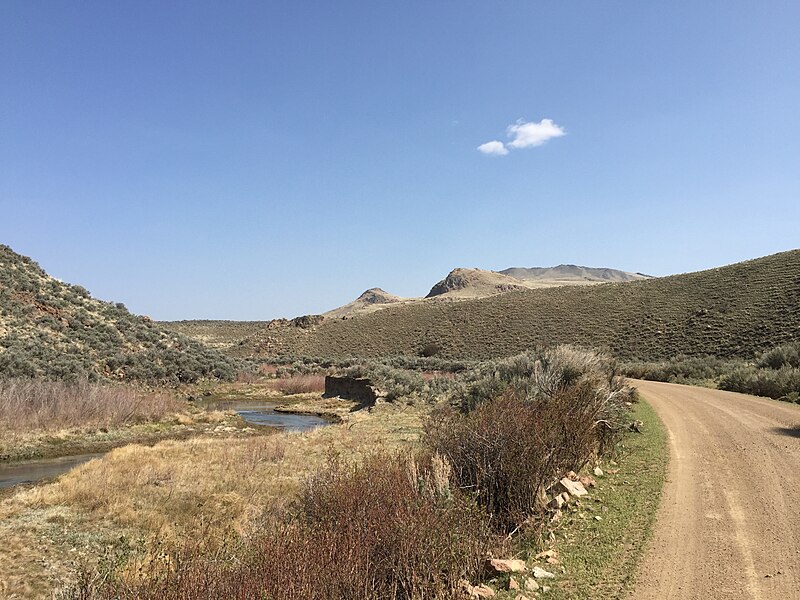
top-left (477, 140), bottom-right (509, 156)
top-left (478, 118), bottom-right (565, 156)
top-left (507, 118), bottom-right (565, 149)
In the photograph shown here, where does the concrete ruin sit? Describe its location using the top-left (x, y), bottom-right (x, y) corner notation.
top-left (323, 375), bottom-right (381, 405)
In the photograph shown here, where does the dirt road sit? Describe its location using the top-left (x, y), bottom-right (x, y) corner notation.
top-left (631, 380), bottom-right (800, 599)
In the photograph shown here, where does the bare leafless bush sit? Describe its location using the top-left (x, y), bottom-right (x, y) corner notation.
top-left (0, 379), bottom-right (182, 433)
top-left (74, 452), bottom-right (494, 600)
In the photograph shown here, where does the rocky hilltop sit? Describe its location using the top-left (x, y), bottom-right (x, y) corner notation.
top-left (323, 288), bottom-right (408, 319)
top-left (425, 268), bottom-right (530, 299)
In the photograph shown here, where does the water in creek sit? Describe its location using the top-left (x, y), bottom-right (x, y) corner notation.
top-left (0, 402), bottom-right (329, 490)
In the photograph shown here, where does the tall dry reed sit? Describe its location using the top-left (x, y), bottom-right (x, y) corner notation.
top-left (0, 379), bottom-right (182, 433)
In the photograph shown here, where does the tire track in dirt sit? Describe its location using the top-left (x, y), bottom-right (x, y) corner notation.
top-left (630, 380), bottom-right (800, 600)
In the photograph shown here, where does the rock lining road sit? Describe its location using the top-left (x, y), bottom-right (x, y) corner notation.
top-left (631, 380), bottom-right (800, 599)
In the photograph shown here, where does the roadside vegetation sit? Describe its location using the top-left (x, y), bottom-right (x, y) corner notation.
top-left (49, 346), bottom-right (642, 599)
top-left (546, 400), bottom-right (667, 599)
top-left (623, 342), bottom-right (800, 403)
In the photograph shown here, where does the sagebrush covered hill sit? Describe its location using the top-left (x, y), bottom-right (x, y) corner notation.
top-left (0, 245), bottom-right (239, 382)
top-left (244, 250), bottom-right (800, 361)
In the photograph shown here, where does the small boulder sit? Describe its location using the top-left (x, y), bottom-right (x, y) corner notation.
top-left (486, 558), bottom-right (527, 574)
top-left (524, 577), bottom-right (540, 591)
top-left (472, 584), bottom-right (496, 598)
top-left (557, 477), bottom-right (588, 498)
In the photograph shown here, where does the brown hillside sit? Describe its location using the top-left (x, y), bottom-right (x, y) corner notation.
top-left (246, 250), bottom-right (800, 361)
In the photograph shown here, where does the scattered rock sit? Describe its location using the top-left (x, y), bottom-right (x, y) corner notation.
top-left (486, 558), bottom-right (527, 574)
top-left (534, 550), bottom-right (557, 560)
top-left (524, 577), bottom-right (540, 591)
top-left (460, 580), bottom-right (497, 599)
top-left (579, 475), bottom-right (597, 488)
top-left (593, 466), bottom-right (604, 477)
top-left (556, 477), bottom-right (588, 498)
top-left (508, 578), bottom-right (520, 590)
top-left (594, 515), bottom-right (603, 521)
top-left (532, 566), bottom-right (555, 579)
top-left (542, 585), bottom-right (551, 593)
top-left (548, 495), bottom-right (565, 510)
top-left (472, 584), bottom-right (496, 598)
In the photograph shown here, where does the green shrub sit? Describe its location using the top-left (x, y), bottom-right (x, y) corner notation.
top-left (757, 342), bottom-right (800, 370)
top-left (719, 366), bottom-right (800, 400)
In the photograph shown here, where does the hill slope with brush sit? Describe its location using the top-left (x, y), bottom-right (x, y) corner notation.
top-left (0, 245), bottom-right (239, 382)
top-left (248, 250), bottom-right (800, 361)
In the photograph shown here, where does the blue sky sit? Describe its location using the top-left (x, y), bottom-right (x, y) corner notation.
top-left (2, 1), bottom-right (799, 320)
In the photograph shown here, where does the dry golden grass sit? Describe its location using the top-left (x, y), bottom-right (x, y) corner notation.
top-left (0, 400), bottom-right (426, 598)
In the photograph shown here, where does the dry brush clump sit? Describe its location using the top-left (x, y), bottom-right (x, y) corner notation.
top-left (71, 452), bottom-right (493, 600)
top-left (0, 379), bottom-right (183, 434)
top-left (427, 347), bottom-right (633, 531)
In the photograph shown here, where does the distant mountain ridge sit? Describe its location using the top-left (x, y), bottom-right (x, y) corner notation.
top-left (324, 264), bottom-right (649, 320)
top-left (499, 265), bottom-right (649, 283)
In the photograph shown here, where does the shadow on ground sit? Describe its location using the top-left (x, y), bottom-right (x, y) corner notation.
top-left (771, 426), bottom-right (800, 439)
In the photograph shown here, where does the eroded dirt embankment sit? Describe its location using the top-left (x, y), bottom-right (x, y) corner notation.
top-left (631, 380), bottom-right (800, 600)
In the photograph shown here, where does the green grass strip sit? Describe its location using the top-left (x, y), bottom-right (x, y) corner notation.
top-left (546, 399), bottom-right (668, 599)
